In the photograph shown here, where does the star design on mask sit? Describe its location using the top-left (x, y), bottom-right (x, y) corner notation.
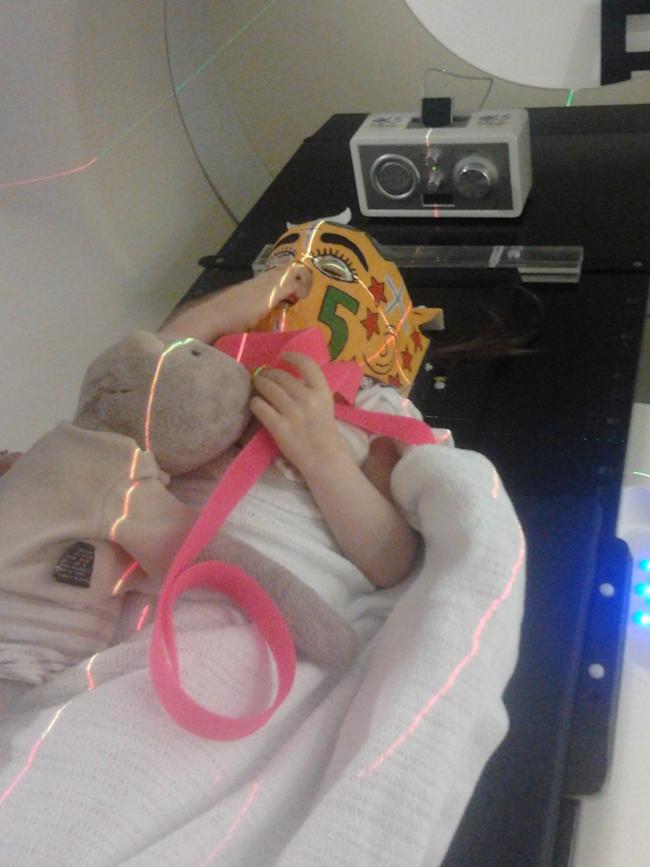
top-left (412, 330), bottom-right (423, 352)
top-left (368, 276), bottom-right (387, 306)
top-left (401, 348), bottom-right (413, 372)
top-left (361, 308), bottom-right (381, 339)
top-left (388, 373), bottom-right (402, 388)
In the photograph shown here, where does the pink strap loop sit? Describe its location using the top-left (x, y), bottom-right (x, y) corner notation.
top-left (149, 560), bottom-right (295, 740)
top-left (149, 425), bottom-right (294, 741)
top-left (149, 328), bottom-right (436, 740)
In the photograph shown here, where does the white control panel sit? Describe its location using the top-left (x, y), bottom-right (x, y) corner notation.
top-left (350, 109), bottom-right (533, 218)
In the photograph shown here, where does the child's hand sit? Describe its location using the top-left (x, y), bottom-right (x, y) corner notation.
top-left (250, 353), bottom-right (346, 476)
top-left (236, 263), bottom-right (312, 328)
top-left (159, 262), bottom-right (312, 343)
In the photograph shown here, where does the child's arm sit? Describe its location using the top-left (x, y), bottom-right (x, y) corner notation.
top-left (158, 264), bottom-right (312, 343)
top-left (251, 353), bottom-right (418, 589)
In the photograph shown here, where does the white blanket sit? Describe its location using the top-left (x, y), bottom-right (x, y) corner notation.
top-left (0, 444), bottom-right (525, 867)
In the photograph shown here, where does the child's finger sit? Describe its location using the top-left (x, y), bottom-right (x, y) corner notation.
top-left (265, 262), bottom-right (312, 305)
top-left (249, 394), bottom-right (283, 431)
top-left (280, 353), bottom-right (329, 391)
top-left (281, 263), bottom-right (312, 299)
top-left (253, 369), bottom-right (303, 412)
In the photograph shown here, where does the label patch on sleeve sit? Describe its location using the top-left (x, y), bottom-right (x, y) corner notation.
top-left (53, 541), bottom-right (95, 588)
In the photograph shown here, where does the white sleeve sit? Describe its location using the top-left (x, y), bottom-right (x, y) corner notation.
top-left (330, 384), bottom-right (421, 465)
top-left (354, 384), bottom-right (454, 451)
top-left (355, 384), bottom-right (424, 427)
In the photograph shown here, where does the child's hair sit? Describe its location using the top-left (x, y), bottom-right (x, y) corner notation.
top-left (424, 277), bottom-right (545, 366)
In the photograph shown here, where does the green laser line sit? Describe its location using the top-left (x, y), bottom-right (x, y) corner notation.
top-left (5, 0), bottom-right (280, 183)
top-left (101, 0), bottom-right (279, 160)
top-left (175, 0), bottom-right (279, 94)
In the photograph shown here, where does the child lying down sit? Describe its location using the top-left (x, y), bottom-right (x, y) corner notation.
top-left (0, 219), bottom-right (444, 691)
top-left (0, 222), bottom-right (526, 867)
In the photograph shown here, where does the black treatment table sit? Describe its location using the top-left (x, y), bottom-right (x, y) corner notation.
top-left (176, 104), bottom-right (650, 866)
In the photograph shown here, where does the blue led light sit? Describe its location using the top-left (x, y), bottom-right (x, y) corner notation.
top-left (634, 583), bottom-right (650, 596)
top-left (633, 611), bottom-right (650, 627)
top-left (639, 559), bottom-right (650, 572)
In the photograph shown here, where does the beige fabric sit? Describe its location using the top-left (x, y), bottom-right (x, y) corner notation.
top-left (0, 423), bottom-right (193, 683)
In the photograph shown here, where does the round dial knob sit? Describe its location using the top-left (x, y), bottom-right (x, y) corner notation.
top-left (370, 154), bottom-right (419, 199)
top-left (453, 156), bottom-right (498, 200)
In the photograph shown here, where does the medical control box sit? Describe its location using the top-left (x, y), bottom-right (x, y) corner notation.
top-left (350, 109), bottom-right (533, 218)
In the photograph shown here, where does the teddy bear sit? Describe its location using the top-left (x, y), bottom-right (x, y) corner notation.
top-left (0, 329), bottom-right (358, 686)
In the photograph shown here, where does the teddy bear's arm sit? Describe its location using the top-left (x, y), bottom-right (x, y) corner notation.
top-left (109, 478), bottom-right (198, 580)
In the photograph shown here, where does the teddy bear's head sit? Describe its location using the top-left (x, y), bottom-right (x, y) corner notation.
top-left (74, 330), bottom-right (252, 475)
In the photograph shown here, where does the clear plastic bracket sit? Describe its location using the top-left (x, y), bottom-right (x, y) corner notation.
top-left (252, 244), bottom-right (584, 284)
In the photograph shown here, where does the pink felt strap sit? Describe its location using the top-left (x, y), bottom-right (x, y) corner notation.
top-left (149, 328), bottom-right (437, 740)
top-left (149, 424), bottom-right (295, 740)
top-left (216, 329), bottom-right (363, 405)
top-left (149, 559), bottom-right (295, 740)
top-left (334, 403), bottom-right (438, 445)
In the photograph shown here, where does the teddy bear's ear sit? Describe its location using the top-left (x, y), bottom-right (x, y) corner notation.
top-left (73, 331), bottom-right (164, 434)
top-left (112, 331), bottom-right (165, 356)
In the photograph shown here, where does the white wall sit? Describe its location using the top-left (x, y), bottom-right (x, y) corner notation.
top-left (165, 0), bottom-right (272, 220)
top-left (0, 0), bottom-right (234, 450)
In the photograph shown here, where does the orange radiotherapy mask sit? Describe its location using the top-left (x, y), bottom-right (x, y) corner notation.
top-left (251, 220), bottom-right (443, 391)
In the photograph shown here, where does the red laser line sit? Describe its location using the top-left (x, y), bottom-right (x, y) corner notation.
top-left (85, 653), bottom-right (100, 690)
top-left (0, 157), bottom-right (97, 190)
top-left (235, 333), bottom-right (249, 364)
top-left (357, 525), bottom-right (526, 779)
top-left (0, 701), bottom-right (71, 807)
top-left (136, 604), bottom-right (151, 632)
top-left (202, 781), bottom-right (261, 864)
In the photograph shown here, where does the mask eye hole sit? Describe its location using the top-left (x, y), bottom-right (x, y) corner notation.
top-left (312, 251), bottom-right (356, 282)
top-left (265, 248), bottom-right (295, 271)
